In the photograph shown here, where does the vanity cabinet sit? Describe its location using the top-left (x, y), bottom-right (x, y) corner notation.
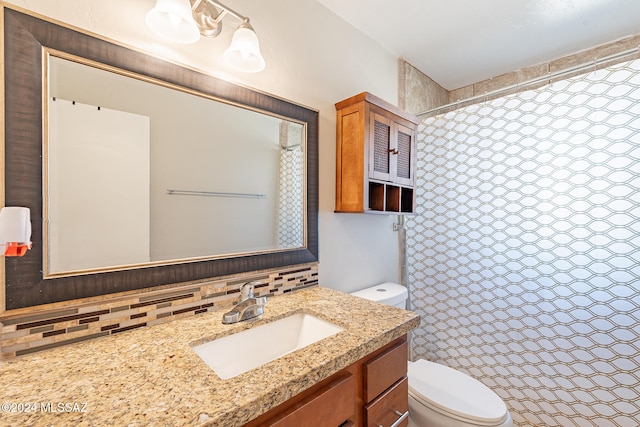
top-left (363, 340), bottom-right (409, 427)
top-left (335, 92), bottom-right (420, 214)
top-left (244, 335), bottom-right (408, 427)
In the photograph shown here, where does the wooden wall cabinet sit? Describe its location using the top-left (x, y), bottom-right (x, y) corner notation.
top-left (244, 335), bottom-right (409, 427)
top-left (335, 92), bottom-right (420, 214)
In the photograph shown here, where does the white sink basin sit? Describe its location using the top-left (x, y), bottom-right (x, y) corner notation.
top-left (192, 312), bottom-right (344, 379)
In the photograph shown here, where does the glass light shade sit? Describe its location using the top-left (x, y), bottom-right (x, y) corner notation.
top-left (223, 25), bottom-right (266, 73)
top-left (146, 0), bottom-right (200, 44)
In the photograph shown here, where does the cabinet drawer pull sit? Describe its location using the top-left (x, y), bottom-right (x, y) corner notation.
top-left (378, 409), bottom-right (409, 427)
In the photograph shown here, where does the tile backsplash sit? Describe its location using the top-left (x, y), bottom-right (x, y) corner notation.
top-left (0, 263), bottom-right (318, 359)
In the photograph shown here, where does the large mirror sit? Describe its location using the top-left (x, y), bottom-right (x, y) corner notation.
top-left (46, 54), bottom-right (305, 276)
top-left (2, 7), bottom-right (318, 310)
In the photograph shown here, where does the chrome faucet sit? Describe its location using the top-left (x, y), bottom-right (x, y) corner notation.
top-left (222, 281), bottom-right (267, 324)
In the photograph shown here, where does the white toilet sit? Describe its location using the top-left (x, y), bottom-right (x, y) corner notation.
top-left (351, 283), bottom-right (513, 427)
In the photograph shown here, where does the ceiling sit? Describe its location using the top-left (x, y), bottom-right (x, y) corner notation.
top-left (315, 0), bottom-right (640, 90)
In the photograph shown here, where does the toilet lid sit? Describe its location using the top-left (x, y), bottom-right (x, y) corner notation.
top-left (408, 360), bottom-right (507, 425)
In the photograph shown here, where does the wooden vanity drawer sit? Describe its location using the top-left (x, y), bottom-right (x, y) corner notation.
top-left (266, 372), bottom-right (355, 427)
top-left (363, 340), bottom-right (408, 402)
top-left (365, 377), bottom-right (409, 427)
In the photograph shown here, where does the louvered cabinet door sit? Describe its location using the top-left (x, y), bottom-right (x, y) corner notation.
top-left (369, 112), bottom-right (393, 182)
top-left (368, 114), bottom-right (416, 187)
top-left (393, 122), bottom-right (416, 187)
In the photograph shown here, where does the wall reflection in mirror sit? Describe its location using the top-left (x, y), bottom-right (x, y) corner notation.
top-left (46, 55), bottom-right (305, 277)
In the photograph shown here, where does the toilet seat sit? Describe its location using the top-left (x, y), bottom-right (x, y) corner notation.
top-left (408, 360), bottom-right (508, 426)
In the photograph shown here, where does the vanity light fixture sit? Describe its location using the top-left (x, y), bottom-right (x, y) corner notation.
top-left (146, 0), bottom-right (266, 73)
top-left (0, 207), bottom-right (32, 257)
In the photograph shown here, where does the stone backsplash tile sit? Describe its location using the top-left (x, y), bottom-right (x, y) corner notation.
top-left (0, 263), bottom-right (318, 359)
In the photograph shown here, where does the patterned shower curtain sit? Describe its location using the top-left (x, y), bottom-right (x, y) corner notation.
top-left (407, 59), bottom-right (640, 427)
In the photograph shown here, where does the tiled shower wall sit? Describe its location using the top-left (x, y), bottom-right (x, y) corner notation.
top-left (407, 59), bottom-right (640, 426)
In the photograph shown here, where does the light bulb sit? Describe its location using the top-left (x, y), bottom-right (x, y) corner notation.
top-left (168, 13), bottom-right (181, 28)
top-left (223, 23), bottom-right (265, 73)
top-left (146, 0), bottom-right (200, 44)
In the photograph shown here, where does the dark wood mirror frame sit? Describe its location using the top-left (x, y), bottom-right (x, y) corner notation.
top-left (2, 7), bottom-right (319, 311)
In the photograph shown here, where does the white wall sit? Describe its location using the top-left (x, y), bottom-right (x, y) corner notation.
top-left (4, 0), bottom-right (402, 292)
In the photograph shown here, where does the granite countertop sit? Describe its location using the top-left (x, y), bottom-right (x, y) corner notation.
top-left (0, 286), bottom-right (419, 426)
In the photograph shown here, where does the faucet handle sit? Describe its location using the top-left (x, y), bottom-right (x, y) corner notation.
top-left (239, 281), bottom-right (255, 301)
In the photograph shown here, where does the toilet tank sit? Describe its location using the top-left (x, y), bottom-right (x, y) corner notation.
top-left (350, 282), bottom-right (408, 309)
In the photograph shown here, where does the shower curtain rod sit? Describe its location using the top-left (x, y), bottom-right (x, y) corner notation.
top-left (416, 46), bottom-right (640, 117)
